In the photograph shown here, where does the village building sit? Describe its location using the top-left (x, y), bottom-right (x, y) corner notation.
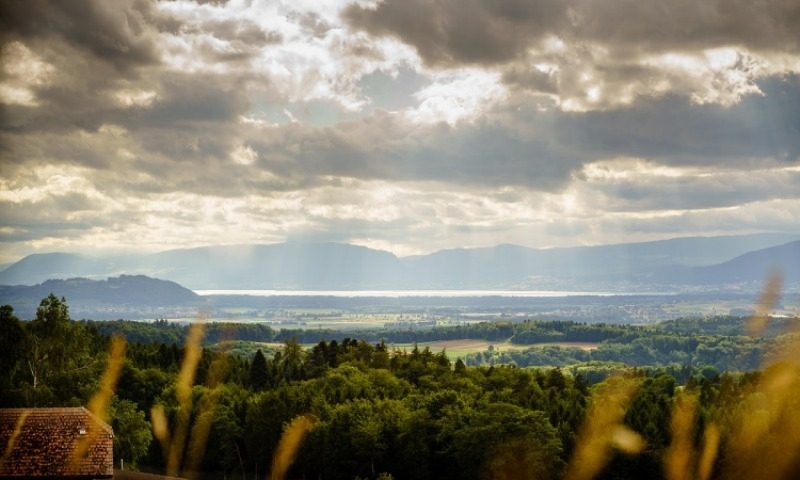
top-left (0, 407), bottom-right (113, 479)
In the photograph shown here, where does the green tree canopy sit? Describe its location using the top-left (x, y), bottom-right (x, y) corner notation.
top-left (110, 397), bottom-right (153, 469)
top-left (249, 349), bottom-right (269, 390)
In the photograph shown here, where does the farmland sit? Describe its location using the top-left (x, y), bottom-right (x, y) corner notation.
top-left (388, 339), bottom-right (599, 359)
top-left (158, 287), bottom-right (800, 331)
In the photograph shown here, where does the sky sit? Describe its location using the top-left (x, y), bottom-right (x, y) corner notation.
top-left (1, 0), bottom-right (800, 264)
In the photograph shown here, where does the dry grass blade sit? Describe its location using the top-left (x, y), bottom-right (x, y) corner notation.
top-left (696, 423), bottom-right (719, 480)
top-left (723, 361), bottom-right (800, 480)
top-left (71, 336), bottom-right (126, 468)
top-left (183, 326), bottom-right (234, 479)
top-left (609, 424), bottom-right (645, 455)
top-left (87, 336), bottom-right (127, 420)
top-left (151, 404), bottom-right (170, 452)
top-left (564, 376), bottom-right (642, 480)
top-left (0, 411), bottom-right (29, 470)
top-left (166, 322), bottom-right (205, 477)
top-left (746, 270), bottom-right (782, 337)
top-left (722, 273), bottom-right (800, 480)
top-left (270, 414), bottom-right (316, 480)
top-left (664, 393), bottom-right (699, 480)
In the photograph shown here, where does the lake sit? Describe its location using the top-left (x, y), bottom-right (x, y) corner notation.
top-left (194, 289), bottom-right (639, 298)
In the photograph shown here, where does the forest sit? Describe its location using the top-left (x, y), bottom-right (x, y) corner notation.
top-left (2, 294), bottom-right (800, 480)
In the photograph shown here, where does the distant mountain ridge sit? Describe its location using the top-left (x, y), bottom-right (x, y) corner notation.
top-left (654, 240), bottom-right (800, 285)
top-left (0, 234), bottom-right (798, 291)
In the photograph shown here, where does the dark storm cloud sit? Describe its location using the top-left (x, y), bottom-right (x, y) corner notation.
top-left (141, 74), bottom-right (250, 126)
top-left (344, 0), bottom-right (566, 66)
top-left (345, 0), bottom-right (800, 108)
top-left (591, 169), bottom-right (800, 212)
top-left (239, 112), bottom-right (581, 192)
top-left (501, 67), bottom-right (559, 94)
top-left (5, 71), bottom-right (133, 133)
top-left (559, 76), bottom-right (800, 165)
top-left (0, 0), bottom-right (162, 72)
top-left (0, 2), bottom-right (164, 135)
top-left (1, 42), bottom-right (254, 171)
top-left (571, 0), bottom-right (800, 54)
top-left (0, 193), bottom-right (123, 242)
top-left (0, 2), bottom-right (262, 128)
top-left (191, 0), bottom-right (231, 5)
top-left (345, 0), bottom-right (800, 69)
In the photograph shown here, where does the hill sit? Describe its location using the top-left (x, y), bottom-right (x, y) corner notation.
top-left (0, 275), bottom-right (203, 319)
top-left (654, 240), bottom-right (800, 285)
top-left (399, 234), bottom-right (800, 288)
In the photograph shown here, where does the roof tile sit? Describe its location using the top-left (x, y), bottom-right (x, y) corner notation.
top-left (0, 407), bottom-right (113, 478)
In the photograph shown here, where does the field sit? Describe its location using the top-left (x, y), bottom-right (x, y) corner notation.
top-left (388, 339), bottom-right (600, 359)
top-left (216, 338), bottom-right (601, 361)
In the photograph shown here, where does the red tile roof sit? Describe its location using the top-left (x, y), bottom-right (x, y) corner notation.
top-left (0, 407), bottom-right (113, 479)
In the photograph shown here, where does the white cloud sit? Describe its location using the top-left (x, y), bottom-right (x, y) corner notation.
top-left (407, 68), bottom-right (507, 125)
top-left (230, 145), bottom-right (258, 165)
top-left (0, 41), bottom-right (55, 106)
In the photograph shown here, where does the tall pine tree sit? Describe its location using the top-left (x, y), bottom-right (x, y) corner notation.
top-left (249, 349), bottom-right (269, 390)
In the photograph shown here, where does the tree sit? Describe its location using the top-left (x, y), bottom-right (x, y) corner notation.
top-left (202, 385), bottom-right (248, 474)
top-left (0, 305), bottom-right (25, 404)
top-left (36, 293), bottom-right (70, 326)
top-left (249, 349), bottom-right (269, 390)
top-left (312, 399), bottom-right (396, 480)
top-left (25, 294), bottom-right (72, 391)
top-left (281, 337), bottom-right (305, 382)
top-left (23, 295), bottom-right (94, 404)
top-left (454, 358), bottom-right (467, 376)
top-left (440, 402), bottom-right (564, 480)
top-left (0, 306), bottom-right (24, 372)
top-left (110, 397), bottom-right (153, 469)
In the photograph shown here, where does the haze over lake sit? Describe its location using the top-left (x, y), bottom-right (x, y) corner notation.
top-left (194, 289), bottom-right (657, 298)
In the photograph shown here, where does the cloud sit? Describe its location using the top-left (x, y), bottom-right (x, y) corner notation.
top-left (346, 0), bottom-right (800, 109)
top-left (344, 0), bottom-right (566, 67)
top-left (345, 0), bottom-right (800, 68)
top-left (556, 76), bottom-right (800, 164)
top-left (1, 0), bottom-right (800, 262)
top-left (574, 160), bottom-right (800, 212)
top-left (4, 74), bottom-right (800, 205)
top-left (0, 0), bottom-right (162, 72)
top-left (570, 0), bottom-right (800, 54)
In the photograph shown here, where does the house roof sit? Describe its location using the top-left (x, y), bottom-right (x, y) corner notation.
top-left (0, 407), bottom-right (113, 479)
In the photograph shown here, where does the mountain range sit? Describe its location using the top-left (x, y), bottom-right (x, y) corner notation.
top-left (0, 233), bottom-right (798, 292)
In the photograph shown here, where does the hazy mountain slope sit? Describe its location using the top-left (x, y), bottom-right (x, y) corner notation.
top-left (0, 253), bottom-right (100, 285)
top-left (400, 244), bottom-right (542, 288)
top-left (0, 253), bottom-right (153, 285)
top-left (655, 240), bottom-right (800, 285)
top-left (400, 234), bottom-right (800, 288)
top-left (0, 275), bottom-right (202, 319)
top-left (140, 242), bottom-right (405, 289)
